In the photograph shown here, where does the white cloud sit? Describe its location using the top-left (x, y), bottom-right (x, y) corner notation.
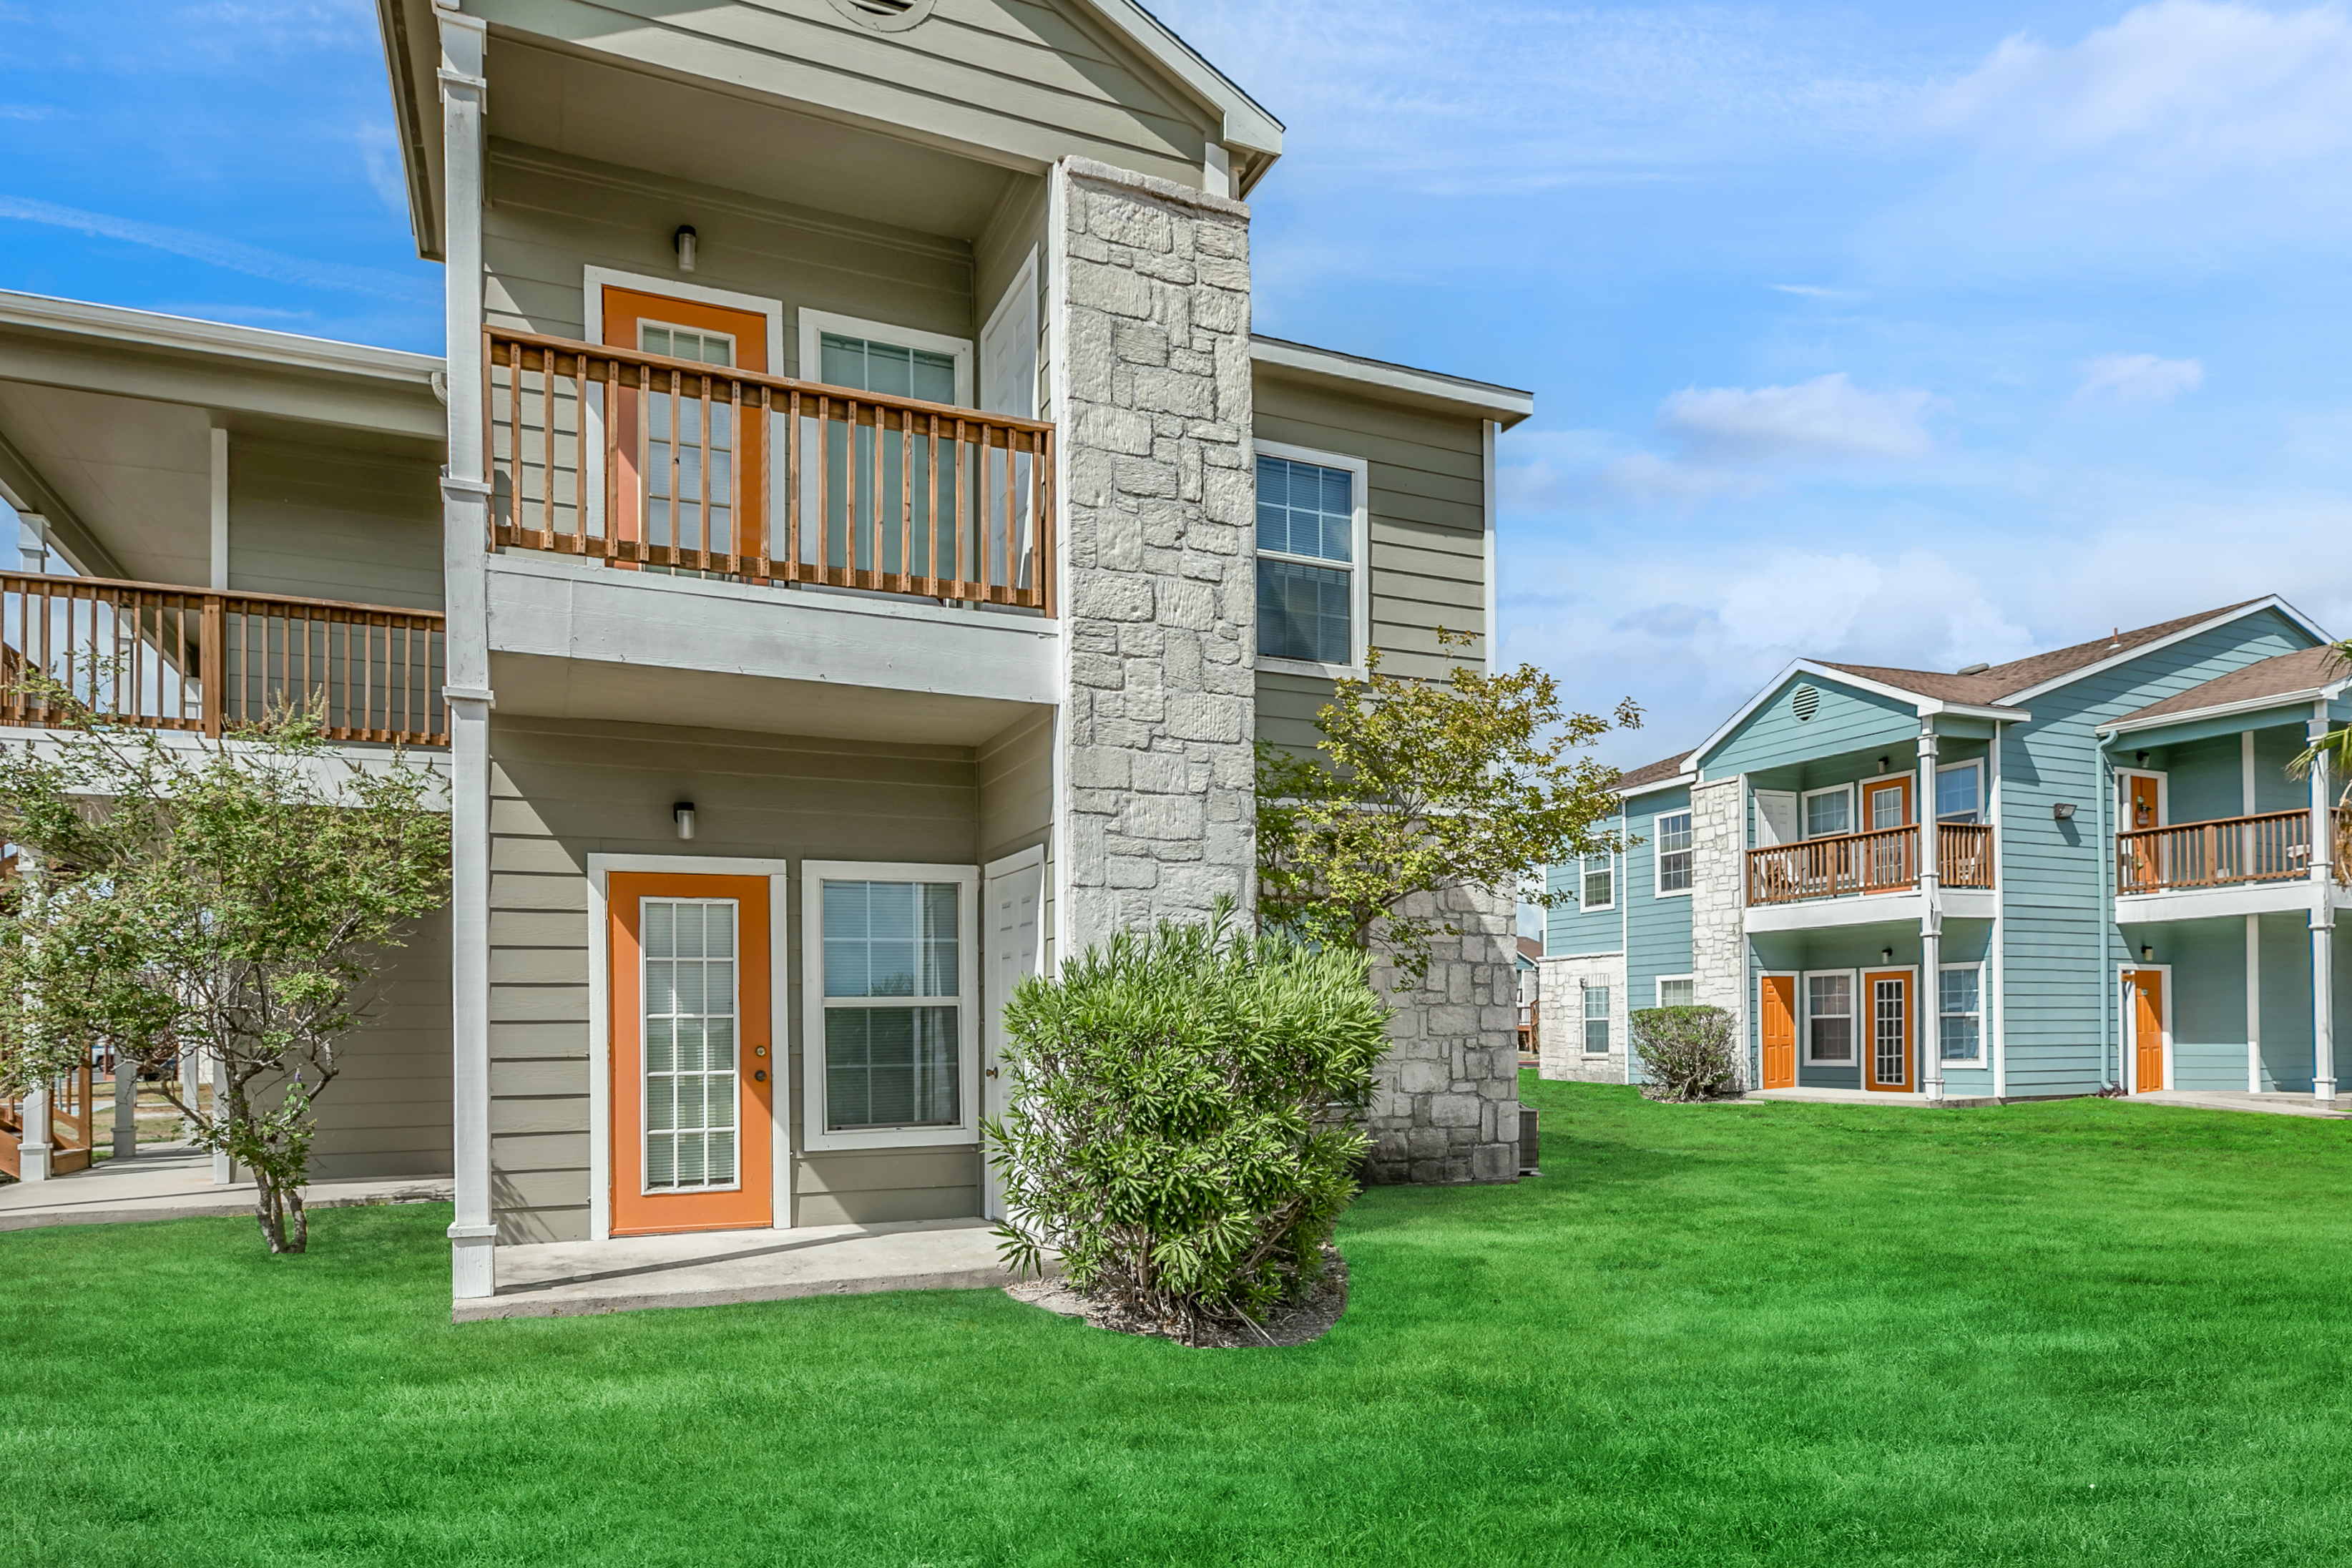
top-left (2072, 353), bottom-right (2205, 407)
top-left (1660, 373), bottom-right (1941, 463)
top-left (1770, 283), bottom-right (1861, 299)
top-left (0, 195), bottom-right (433, 303)
top-left (356, 120), bottom-right (410, 222)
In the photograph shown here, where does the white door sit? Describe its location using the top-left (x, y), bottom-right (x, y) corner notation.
top-left (979, 251), bottom-right (1039, 419)
top-left (1754, 790), bottom-right (1798, 848)
top-left (983, 850), bottom-right (1044, 1220)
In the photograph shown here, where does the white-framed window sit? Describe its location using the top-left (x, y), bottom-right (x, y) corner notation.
top-left (1255, 440), bottom-right (1370, 677)
top-left (1655, 811), bottom-right (1694, 894)
top-left (1805, 970), bottom-right (1856, 1064)
top-left (1581, 853), bottom-right (1614, 911)
top-left (639, 896), bottom-right (743, 1193)
top-left (1936, 760), bottom-right (1984, 824)
top-left (1801, 784), bottom-right (1853, 839)
top-left (1939, 964), bottom-right (1983, 1064)
top-left (1583, 984), bottom-right (1611, 1054)
top-left (800, 861), bottom-right (981, 1152)
top-left (797, 308), bottom-right (973, 406)
top-left (1656, 975), bottom-right (1696, 1008)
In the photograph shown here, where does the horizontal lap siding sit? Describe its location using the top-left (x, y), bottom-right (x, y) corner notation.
top-left (1999, 609), bottom-right (2318, 1096)
top-left (1545, 805), bottom-right (1626, 959)
top-left (1624, 788), bottom-right (1693, 1077)
top-left (307, 908), bottom-right (454, 1178)
top-left (2160, 917), bottom-right (2250, 1091)
top-left (227, 438), bottom-right (442, 609)
top-left (473, 0), bottom-right (1217, 187)
top-left (1703, 675), bottom-right (1920, 782)
top-left (977, 707), bottom-right (1056, 976)
top-left (486, 714), bottom-right (982, 1243)
top-left (484, 142), bottom-right (975, 366)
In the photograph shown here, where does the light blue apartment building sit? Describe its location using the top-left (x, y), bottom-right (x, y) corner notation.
top-left (1537, 598), bottom-right (2349, 1104)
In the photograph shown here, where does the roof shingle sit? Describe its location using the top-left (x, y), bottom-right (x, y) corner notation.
top-left (2109, 642), bottom-right (2350, 729)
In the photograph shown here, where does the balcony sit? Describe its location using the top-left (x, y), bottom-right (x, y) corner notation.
top-left (1748, 823), bottom-right (1994, 906)
top-left (0, 572), bottom-right (446, 748)
top-left (486, 329), bottom-right (1054, 614)
top-left (2117, 809), bottom-right (2351, 895)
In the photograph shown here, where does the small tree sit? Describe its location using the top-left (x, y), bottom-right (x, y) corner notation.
top-left (0, 681), bottom-right (449, 1253)
top-left (986, 904), bottom-right (1391, 1342)
top-left (1256, 630), bottom-right (1639, 984)
top-left (1630, 1006), bottom-right (1740, 1102)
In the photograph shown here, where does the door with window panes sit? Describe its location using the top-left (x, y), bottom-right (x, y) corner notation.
top-left (608, 872), bottom-right (775, 1235)
top-left (601, 288), bottom-right (768, 571)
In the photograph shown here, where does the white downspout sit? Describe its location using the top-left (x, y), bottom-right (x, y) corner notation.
top-left (2308, 702), bottom-right (2335, 1106)
top-left (1919, 717), bottom-right (1942, 1102)
top-left (1989, 722), bottom-right (2006, 1101)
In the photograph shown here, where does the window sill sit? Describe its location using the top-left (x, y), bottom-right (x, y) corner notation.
top-left (1257, 655), bottom-right (1365, 681)
top-left (803, 1125), bottom-right (981, 1154)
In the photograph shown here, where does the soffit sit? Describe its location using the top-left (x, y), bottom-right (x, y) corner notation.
top-left (0, 381), bottom-right (210, 585)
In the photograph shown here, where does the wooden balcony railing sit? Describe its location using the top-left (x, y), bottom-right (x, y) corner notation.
top-left (1748, 823), bottom-right (1919, 905)
top-left (2117, 808), bottom-right (2352, 894)
top-left (487, 328), bottom-right (1054, 613)
top-left (1940, 823), bottom-right (1995, 889)
top-left (0, 1063), bottom-right (95, 1179)
top-left (0, 573), bottom-right (446, 746)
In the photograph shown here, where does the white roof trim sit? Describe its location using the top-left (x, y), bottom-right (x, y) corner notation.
top-left (1083, 0), bottom-right (1283, 157)
top-left (1251, 336), bottom-right (1535, 426)
top-left (2097, 677), bottom-right (2352, 736)
top-left (2000, 597), bottom-right (2332, 705)
top-left (0, 289), bottom-right (443, 386)
top-left (1682, 661), bottom-right (2029, 775)
top-left (1614, 770), bottom-right (1698, 801)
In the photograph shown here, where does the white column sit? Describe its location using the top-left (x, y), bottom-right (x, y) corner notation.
top-left (17, 1079), bottom-right (52, 1182)
top-left (2308, 707), bottom-right (2335, 1106)
top-left (2245, 911), bottom-right (2262, 1093)
top-left (1202, 142), bottom-right (1233, 200)
top-left (1989, 723), bottom-right (2006, 1101)
top-left (212, 1052), bottom-right (232, 1184)
top-left (1919, 719), bottom-right (1942, 1100)
top-left (438, 1), bottom-right (498, 1302)
top-left (112, 1049), bottom-right (137, 1160)
top-left (208, 427), bottom-right (230, 589)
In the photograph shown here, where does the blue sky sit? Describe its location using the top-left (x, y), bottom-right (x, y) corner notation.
top-left (5, 1), bottom-right (2351, 773)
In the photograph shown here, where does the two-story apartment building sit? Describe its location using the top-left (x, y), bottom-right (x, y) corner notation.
top-left (1540, 599), bottom-right (2348, 1107)
top-left (0, 0), bottom-right (1534, 1302)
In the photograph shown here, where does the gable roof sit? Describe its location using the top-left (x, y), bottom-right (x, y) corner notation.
top-left (2102, 642), bottom-right (2352, 733)
top-left (1612, 751), bottom-right (1695, 795)
top-left (1516, 936), bottom-right (1543, 966)
top-left (1252, 336), bottom-right (1534, 428)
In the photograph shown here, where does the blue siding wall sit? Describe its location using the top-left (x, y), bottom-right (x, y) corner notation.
top-left (1705, 673), bottom-right (1919, 781)
top-left (1996, 607), bottom-right (2318, 1095)
top-left (2149, 916), bottom-right (2250, 1090)
top-left (1748, 921), bottom-right (1991, 1092)
top-left (1544, 800), bottom-right (1630, 958)
top-left (2132, 720), bottom-right (2310, 824)
top-left (1625, 785), bottom-right (1694, 1008)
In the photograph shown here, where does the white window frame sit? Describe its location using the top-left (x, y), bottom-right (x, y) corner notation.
top-left (1582, 983), bottom-right (1612, 1055)
top-left (1655, 974), bottom-right (1697, 1008)
top-left (1800, 783), bottom-right (1855, 840)
top-left (1937, 961), bottom-right (1985, 1067)
top-left (1802, 967), bottom-right (1860, 1067)
top-left (1653, 810), bottom-right (1694, 897)
top-left (1253, 439), bottom-right (1371, 680)
top-left (584, 854), bottom-right (793, 1243)
top-left (797, 307), bottom-right (974, 407)
top-left (800, 858), bottom-right (983, 1153)
top-left (1580, 852), bottom-right (1615, 912)
top-left (1935, 758), bottom-right (1985, 824)
top-left (579, 268), bottom-right (788, 543)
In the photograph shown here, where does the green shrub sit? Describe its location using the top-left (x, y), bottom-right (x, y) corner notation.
top-left (1631, 1005), bottom-right (1740, 1102)
top-left (986, 906), bottom-right (1391, 1341)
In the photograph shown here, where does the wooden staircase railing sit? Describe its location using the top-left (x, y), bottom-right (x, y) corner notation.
top-left (0, 1063), bottom-right (96, 1180)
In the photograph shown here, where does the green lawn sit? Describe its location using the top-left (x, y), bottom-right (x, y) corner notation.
top-left (11, 1077), bottom-right (2352, 1567)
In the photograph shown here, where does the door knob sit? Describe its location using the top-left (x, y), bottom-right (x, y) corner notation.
top-left (985, 1067), bottom-right (999, 1079)
top-left (754, 1069), bottom-right (767, 1082)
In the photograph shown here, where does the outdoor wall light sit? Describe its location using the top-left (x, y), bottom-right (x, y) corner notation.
top-left (1876, 755), bottom-right (1891, 774)
top-left (673, 801), bottom-right (697, 841)
top-left (2053, 802), bottom-right (2077, 821)
top-left (1880, 948), bottom-right (1894, 964)
top-left (674, 225), bottom-right (698, 273)
top-left (2136, 751), bottom-right (2150, 768)
top-left (2142, 945), bottom-right (2155, 961)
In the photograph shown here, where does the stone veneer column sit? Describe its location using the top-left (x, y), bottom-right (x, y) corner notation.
top-left (1364, 884), bottom-right (1522, 1185)
top-left (1538, 954), bottom-right (1629, 1084)
top-left (1689, 776), bottom-right (1749, 1085)
top-left (1052, 157), bottom-right (1258, 936)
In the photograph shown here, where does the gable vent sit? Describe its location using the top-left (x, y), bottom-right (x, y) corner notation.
top-left (848, 0), bottom-right (913, 11)
top-left (826, 0), bottom-right (935, 29)
top-left (1791, 684), bottom-right (1821, 722)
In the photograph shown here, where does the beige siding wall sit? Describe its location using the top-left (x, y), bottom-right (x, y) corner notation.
top-left (978, 706), bottom-right (1056, 974)
top-left (308, 907), bottom-right (454, 1178)
top-left (227, 437), bottom-right (443, 610)
top-left (484, 140), bottom-right (976, 371)
top-left (471, 0), bottom-right (1217, 190)
top-left (1251, 371), bottom-right (1491, 748)
top-left (486, 712), bottom-right (993, 1243)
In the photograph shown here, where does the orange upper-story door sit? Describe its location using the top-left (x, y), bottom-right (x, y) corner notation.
top-left (2126, 774), bottom-right (2161, 832)
top-left (1759, 974), bottom-right (1797, 1089)
top-left (1863, 969), bottom-right (1914, 1092)
top-left (1861, 776), bottom-right (1916, 890)
top-left (2127, 969), bottom-right (2165, 1093)
top-left (609, 871), bottom-right (775, 1237)
top-left (601, 286), bottom-right (770, 567)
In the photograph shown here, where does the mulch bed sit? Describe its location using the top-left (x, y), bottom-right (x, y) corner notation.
top-left (1004, 1245), bottom-right (1349, 1348)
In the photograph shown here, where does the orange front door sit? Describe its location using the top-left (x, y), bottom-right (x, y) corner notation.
top-left (601, 287), bottom-right (769, 564)
top-left (2127, 969), bottom-right (2165, 1093)
top-left (1862, 776), bottom-right (1913, 831)
top-left (1760, 974), bottom-right (1798, 1089)
top-left (609, 872), bottom-right (775, 1237)
top-left (2125, 774), bottom-right (2160, 833)
top-left (1863, 969), bottom-right (1914, 1092)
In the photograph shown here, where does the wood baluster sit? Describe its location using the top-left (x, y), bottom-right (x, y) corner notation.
top-left (923, 412), bottom-right (940, 597)
top-left (784, 389), bottom-right (801, 585)
top-left (816, 396), bottom-right (831, 584)
top-left (900, 407), bottom-right (914, 597)
top-left (869, 400), bottom-right (884, 592)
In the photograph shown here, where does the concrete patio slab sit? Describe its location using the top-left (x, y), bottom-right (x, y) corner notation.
top-left (2127, 1090), bottom-right (2349, 1120)
top-left (459, 1216), bottom-right (1048, 1324)
top-left (0, 1143), bottom-right (453, 1232)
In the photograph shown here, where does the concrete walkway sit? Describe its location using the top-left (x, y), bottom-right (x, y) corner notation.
top-left (461, 1217), bottom-right (1044, 1324)
top-left (0, 1143), bottom-right (453, 1232)
top-left (2127, 1090), bottom-right (2350, 1121)
top-left (1738, 1087), bottom-right (1992, 1108)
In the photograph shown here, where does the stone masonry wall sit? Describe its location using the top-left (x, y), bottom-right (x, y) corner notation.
top-left (1364, 883), bottom-right (1523, 1185)
top-left (1690, 775), bottom-right (1749, 1087)
top-left (1056, 157), bottom-right (1258, 933)
top-left (1539, 953), bottom-right (1628, 1084)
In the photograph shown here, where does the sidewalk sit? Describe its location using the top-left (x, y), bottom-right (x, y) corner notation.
top-left (0, 1142), bottom-right (452, 1231)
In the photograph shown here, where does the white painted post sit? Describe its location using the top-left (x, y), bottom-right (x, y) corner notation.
top-left (112, 1048), bottom-right (137, 1160)
top-left (18, 1079), bottom-right (52, 1182)
top-left (2308, 707), bottom-right (2335, 1106)
top-left (438, 1), bottom-right (499, 1301)
top-left (2245, 911), bottom-right (2263, 1094)
top-left (1989, 722), bottom-right (2006, 1101)
top-left (208, 428), bottom-right (230, 590)
top-left (1919, 718), bottom-right (1942, 1102)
